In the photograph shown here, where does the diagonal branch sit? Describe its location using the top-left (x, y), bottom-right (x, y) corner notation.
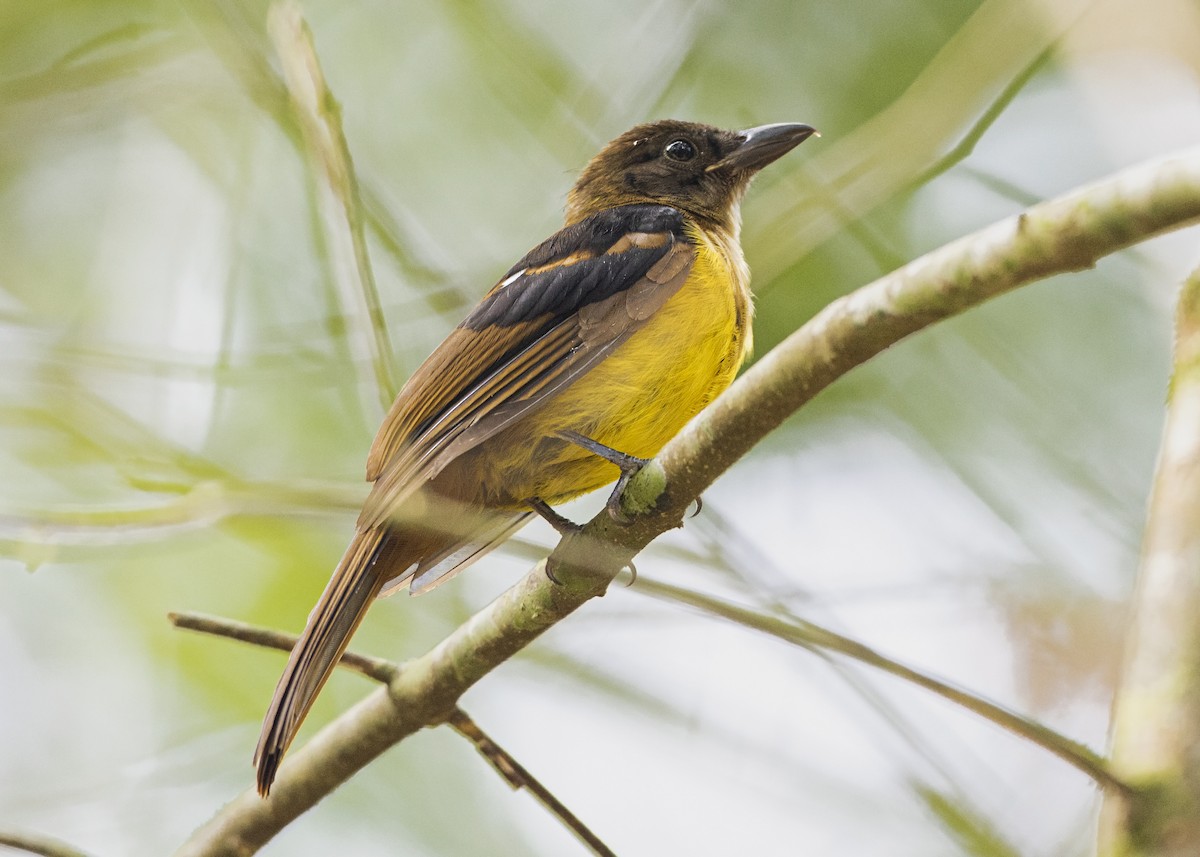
top-left (444, 710), bottom-right (617, 857)
top-left (175, 147), bottom-right (1200, 856)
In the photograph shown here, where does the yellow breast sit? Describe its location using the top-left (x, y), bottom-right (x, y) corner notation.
top-left (469, 221), bottom-right (754, 507)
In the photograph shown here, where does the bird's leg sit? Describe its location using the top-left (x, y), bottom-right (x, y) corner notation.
top-left (557, 430), bottom-right (648, 524)
top-left (525, 497), bottom-right (579, 585)
top-left (525, 497), bottom-right (580, 536)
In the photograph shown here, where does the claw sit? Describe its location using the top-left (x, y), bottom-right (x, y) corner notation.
top-left (689, 494), bottom-right (704, 519)
top-left (527, 498), bottom-right (578, 586)
top-left (622, 560), bottom-right (638, 587)
top-left (605, 472), bottom-right (635, 525)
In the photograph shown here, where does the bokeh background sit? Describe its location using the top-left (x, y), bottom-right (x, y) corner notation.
top-left (3, 0), bottom-right (1199, 854)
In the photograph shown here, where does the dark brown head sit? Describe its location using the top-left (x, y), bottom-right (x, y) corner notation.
top-left (565, 119), bottom-right (816, 230)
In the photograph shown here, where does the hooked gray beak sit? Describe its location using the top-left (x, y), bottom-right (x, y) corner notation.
top-left (711, 122), bottom-right (818, 173)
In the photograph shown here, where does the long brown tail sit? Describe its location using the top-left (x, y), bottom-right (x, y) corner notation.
top-left (254, 526), bottom-right (405, 794)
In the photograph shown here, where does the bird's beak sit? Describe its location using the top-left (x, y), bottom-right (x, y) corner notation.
top-left (710, 123), bottom-right (818, 173)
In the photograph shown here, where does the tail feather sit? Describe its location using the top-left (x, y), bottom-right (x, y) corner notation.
top-left (254, 527), bottom-right (398, 795)
top-left (253, 500), bottom-right (534, 793)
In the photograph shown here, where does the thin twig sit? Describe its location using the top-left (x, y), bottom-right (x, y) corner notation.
top-left (751, 0), bottom-right (1094, 279)
top-left (688, 505), bottom-right (1026, 817)
top-left (447, 709), bottom-right (617, 857)
top-left (168, 611), bottom-right (396, 682)
top-left (766, 38), bottom-right (1060, 282)
top-left (905, 41), bottom-right (1057, 192)
top-left (0, 831), bottom-right (93, 857)
top-left (631, 576), bottom-right (1130, 795)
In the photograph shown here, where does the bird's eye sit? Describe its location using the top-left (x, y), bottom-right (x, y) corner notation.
top-left (663, 139), bottom-right (696, 162)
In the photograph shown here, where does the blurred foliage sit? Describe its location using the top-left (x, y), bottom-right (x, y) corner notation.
top-left (917, 784), bottom-right (1022, 857)
top-left (1, 0), bottom-right (1198, 855)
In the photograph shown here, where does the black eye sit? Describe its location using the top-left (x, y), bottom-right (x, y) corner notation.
top-left (663, 139), bottom-right (696, 162)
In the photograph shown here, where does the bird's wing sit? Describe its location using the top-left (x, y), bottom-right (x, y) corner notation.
top-left (358, 204), bottom-right (695, 530)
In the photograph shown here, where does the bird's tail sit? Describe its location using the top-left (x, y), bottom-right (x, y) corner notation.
top-left (253, 526), bottom-right (403, 795)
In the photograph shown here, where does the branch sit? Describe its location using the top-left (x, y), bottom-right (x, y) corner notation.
top-left (1098, 265), bottom-right (1200, 855)
top-left (445, 710), bottom-right (617, 857)
top-left (176, 148), bottom-right (1200, 855)
top-left (169, 611), bottom-right (396, 681)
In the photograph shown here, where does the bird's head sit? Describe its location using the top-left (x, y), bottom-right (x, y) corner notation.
top-left (565, 119), bottom-right (816, 231)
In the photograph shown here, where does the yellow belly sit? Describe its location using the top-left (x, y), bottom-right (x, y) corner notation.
top-left (455, 223), bottom-right (752, 507)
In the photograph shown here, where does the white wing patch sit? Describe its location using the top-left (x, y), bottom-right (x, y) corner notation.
top-left (497, 269), bottom-right (525, 289)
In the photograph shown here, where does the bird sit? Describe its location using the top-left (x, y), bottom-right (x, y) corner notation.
top-left (254, 118), bottom-right (816, 794)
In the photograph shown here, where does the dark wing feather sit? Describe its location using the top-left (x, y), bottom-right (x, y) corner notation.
top-left (359, 204), bottom-right (694, 530)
